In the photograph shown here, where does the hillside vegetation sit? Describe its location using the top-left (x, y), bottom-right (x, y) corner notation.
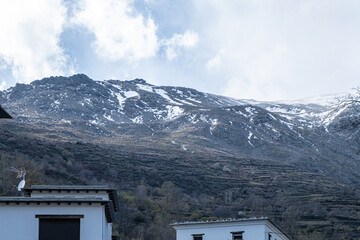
top-left (1, 75), bottom-right (360, 239)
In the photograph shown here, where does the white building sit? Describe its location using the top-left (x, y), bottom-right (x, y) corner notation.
top-left (172, 217), bottom-right (291, 240)
top-left (0, 185), bottom-right (119, 240)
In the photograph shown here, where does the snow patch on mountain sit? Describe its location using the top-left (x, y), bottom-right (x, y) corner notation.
top-left (137, 84), bottom-right (153, 93)
top-left (132, 116), bottom-right (143, 124)
top-left (114, 92), bottom-right (126, 109)
top-left (104, 114), bottom-right (114, 122)
top-left (248, 131), bottom-right (254, 147)
top-left (245, 107), bottom-right (257, 116)
top-left (124, 91), bottom-right (139, 98)
top-left (173, 98), bottom-right (196, 106)
top-left (89, 119), bottom-right (101, 125)
top-left (84, 98), bottom-right (92, 106)
top-left (60, 119), bottom-right (71, 124)
top-left (154, 88), bottom-right (181, 105)
top-left (209, 119), bottom-right (218, 135)
top-left (165, 106), bottom-right (184, 120)
top-left (187, 114), bottom-right (199, 124)
top-left (234, 109), bottom-right (247, 118)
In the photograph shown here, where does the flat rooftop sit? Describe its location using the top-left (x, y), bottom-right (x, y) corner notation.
top-left (24, 185), bottom-right (113, 191)
top-left (172, 217), bottom-right (269, 226)
top-left (24, 185), bottom-right (119, 212)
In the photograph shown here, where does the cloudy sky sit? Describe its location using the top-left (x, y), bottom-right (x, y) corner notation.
top-left (0, 0), bottom-right (359, 101)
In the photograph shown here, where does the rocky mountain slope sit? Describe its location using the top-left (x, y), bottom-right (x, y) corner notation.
top-left (0, 74), bottom-right (359, 239)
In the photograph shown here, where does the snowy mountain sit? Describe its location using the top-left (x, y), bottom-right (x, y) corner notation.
top-left (1, 74), bottom-right (360, 238)
top-left (0, 74), bottom-right (244, 124)
top-left (0, 74), bottom-right (347, 130)
top-left (1, 74), bottom-right (359, 183)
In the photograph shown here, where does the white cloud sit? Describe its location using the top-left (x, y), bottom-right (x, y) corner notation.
top-left (72, 0), bottom-right (159, 61)
top-left (3, 0), bottom-right (358, 102)
top-left (163, 30), bottom-right (199, 60)
top-left (206, 50), bottom-right (224, 70)
top-left (0, 0), bottom-right (72, 83)
top-left (144, 0), bottom-right (157, 4)
top-left (193, 0), bottom-right (360, 100)
top-left (0, 81), bottom-right (6, 91)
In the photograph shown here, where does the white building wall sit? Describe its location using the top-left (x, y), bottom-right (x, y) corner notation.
top-left (175, 222), bottom-right (267, 240)
top-left (101, 205), bottom-right (113, 240)
top-left (0, 204), bottom-right (107, 240)
top-left (265, 224), bottom-right (288, 240)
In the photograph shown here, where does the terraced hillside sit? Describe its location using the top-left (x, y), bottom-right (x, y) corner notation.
top-left (0, 75), bottom-right (359, 239)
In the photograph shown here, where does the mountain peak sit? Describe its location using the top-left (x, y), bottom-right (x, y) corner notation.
top-left (128, 78), bottom-right (147, 84)
top-left (31, 74), bottom-right (93, 86)
top-left (106, 78), bottom-right (149, 86)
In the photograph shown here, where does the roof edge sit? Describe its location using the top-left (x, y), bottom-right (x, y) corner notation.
top-left (24, 185), bottom-right (119, 213)
top-left (171, 217), bottom-right (269, 226)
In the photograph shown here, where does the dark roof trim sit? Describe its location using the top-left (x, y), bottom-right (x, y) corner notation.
top-left (24, 185), bottom-right (119, 212)
top-left (0, 197), bottom-right (107, 204)
top-left (108, 189), bottom-right (119, 212)
top-left (105, 201), bottom-right (115, 223)
top-left (25, 185), bottom-right (112, 190)
top-left (36, 215), bottom-right (84, 219)
top-left (0, 105), bottom-right (11, 119)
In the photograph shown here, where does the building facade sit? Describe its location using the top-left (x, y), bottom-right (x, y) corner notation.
top-left (0, 185), bottom-right (119, 240)
top-left (172, 218), bottom-right (291, 240)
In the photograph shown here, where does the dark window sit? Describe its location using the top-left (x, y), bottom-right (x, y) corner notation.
top-left (232, 231), bottom-right (244, 240)
top-left (192, 234), bottom-right (204, 240)
top-left (39, 218), bottom-right (80, 240)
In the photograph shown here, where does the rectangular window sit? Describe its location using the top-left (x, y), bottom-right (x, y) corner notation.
top-left (37, 215), bottom-right (83, 240)
top-left (231, 231), bottom-right (244, 240)
top-left (192, 234), bottom-right (204, 240)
